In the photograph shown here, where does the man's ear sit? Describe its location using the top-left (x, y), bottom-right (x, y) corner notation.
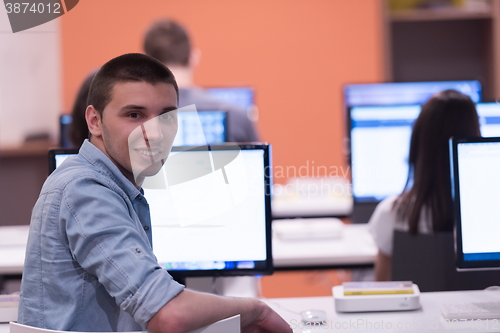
top-left (86, 105), bottom-right (103, 138)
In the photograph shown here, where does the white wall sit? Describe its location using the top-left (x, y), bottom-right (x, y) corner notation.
top-left (0, 8), bottom-right (60, 146)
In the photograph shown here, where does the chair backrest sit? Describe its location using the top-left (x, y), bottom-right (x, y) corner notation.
top-left (10, 315), bottom-right (240, 333)
top-left (391, 230), bottom-right (500, 292)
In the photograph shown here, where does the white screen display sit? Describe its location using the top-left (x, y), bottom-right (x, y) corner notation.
top-left (350, 103), bottom-right (500, 202)
top-left (173, 111), bottom-right (226, 146)
top-left (344, 81), bottom-right (481, 106)
top-left (457, 142), bottom-right (500, 256)
top-left (145, 148), bottom-right (268, 269)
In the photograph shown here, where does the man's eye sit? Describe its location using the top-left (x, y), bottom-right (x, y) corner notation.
top-left (159, 112), bottom-right (174, 121)
top-left (128, 113), bottom-right (140, 119)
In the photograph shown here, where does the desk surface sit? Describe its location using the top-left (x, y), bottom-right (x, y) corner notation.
top-left (263, 289), bottom-right (500, 332)
top-left (273, 223), bottom-right (376, 269)
top-left (0, 222), bottom-right (376, 274)
top-left (2, 290), bottom-right (500, 332)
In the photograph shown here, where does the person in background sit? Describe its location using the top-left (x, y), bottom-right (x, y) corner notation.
top-left (70, 70), bottom-right (97, 147)
top-left (368, 89), bottom-right (481, 281)
top-left (143, 18), bottom-right (259, 142)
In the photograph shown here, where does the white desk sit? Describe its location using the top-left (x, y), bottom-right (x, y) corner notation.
top-left (263, 289), bottom-right (500, 332)
top-left (0, 222), bottom-right (376, 274)
top-left (3, 290), bottom-right (500, 332)
top-left (272, 223), bottom-right (376, 269)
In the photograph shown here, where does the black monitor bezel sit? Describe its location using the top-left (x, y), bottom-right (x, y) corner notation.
top-left (165, 143), bottom-right (274, 280)
top-left (48, 148), bottom-right (79, 174)
top-left (450, 136), bottom-right (500, 270)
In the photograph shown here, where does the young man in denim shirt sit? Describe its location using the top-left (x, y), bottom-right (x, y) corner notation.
top-left (18, 53), bottom-right (290, 333)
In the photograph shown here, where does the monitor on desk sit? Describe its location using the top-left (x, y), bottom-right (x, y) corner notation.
top-left (349, 102), bottom-right (500, 206)
top-left (450, 137), bottom-right (500, 270)
top-left (48, 144), bottom-right (274, 282)
top-left (344, 80), bottom-right (482, 107)
top-left (59, 110), bottom-right (227, 148)
top-left (174, 110), bottom-right (227, 146)
top-left (205, 87), bottom-right (255, 112)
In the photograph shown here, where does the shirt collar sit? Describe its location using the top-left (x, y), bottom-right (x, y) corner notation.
top-left (79, 139), bottom-right (143, 201)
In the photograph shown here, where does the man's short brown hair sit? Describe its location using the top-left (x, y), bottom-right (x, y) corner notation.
top-left (88, 53), bottom-right (179, 116)
top-left (143, 19), bottom-right (191, 66)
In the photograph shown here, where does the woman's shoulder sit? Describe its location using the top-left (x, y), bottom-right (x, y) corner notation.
top-left (368, 195), bottom-right (400, 226)
top-left (374, 195), bottom-right (400, 214)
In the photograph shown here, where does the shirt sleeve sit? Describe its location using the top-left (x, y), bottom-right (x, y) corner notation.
top-left (367, 196), bottom-right (399, 256)
top-left (60, 176), bottom-right (184, 328)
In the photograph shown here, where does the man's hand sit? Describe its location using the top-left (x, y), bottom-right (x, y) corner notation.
top-left (240, 299), bottom-right (292, 333)
top-left (148, 289), bottom-right (292, 333)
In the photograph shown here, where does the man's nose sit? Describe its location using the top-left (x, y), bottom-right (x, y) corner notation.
top-left (141, 116), bottom-right (164, 143)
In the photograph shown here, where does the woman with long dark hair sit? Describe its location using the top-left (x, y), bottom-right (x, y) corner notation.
top-left (368, 89), bottom-right (481, 281)
top-left (70, 70), bottom-right (97, 147)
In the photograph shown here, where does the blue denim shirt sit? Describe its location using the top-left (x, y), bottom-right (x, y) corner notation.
top-left (18, 140), bottom-right (184, 331)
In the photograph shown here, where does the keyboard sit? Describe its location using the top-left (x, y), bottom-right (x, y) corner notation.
top-left (441, 301), bottom-right (500, 320)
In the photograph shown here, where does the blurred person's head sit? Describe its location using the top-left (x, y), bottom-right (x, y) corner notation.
top-left (143, 18), bottom-right (199, 87)
top-left (86, 53), bottom-right (179, 187)
top-left (397, 89), bottom-right (481, 234)
top-left (70, 70), bottom-right (97, 147)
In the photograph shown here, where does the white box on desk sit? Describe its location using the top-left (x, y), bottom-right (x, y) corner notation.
top-left (333, 284), bottom-right (420, 312)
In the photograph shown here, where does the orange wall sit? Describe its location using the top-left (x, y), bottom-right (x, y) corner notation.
top-left (60, 0), bottom-right (384, 182)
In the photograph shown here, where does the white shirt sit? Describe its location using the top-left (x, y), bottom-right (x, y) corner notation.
top-left (368, 196), bottom-right (432, 256)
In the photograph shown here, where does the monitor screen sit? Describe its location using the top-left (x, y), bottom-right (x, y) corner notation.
top-left (59, 115), bottom-right (74, 148)
top-left (205, 87), bottom-right (254, 112)
top-left (59, 111), bottom-right (227, 148)
top-left (344, 80), bottom-right (481, 107)
top-left (451, 137), bottom-right (500, 270)
top-left (48, 144), bottom-right (273, 280)
top-left (174, 110), bottom-right (227, 146)
top-left (144, 144), bottom-right (273, 279)
top-left (349, 102), bottom-right (500, 203)
top-left (49, 148), bottom-right (79, 173)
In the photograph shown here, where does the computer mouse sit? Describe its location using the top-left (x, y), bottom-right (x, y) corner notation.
top-left (300, 309), bottom-right (327, 323)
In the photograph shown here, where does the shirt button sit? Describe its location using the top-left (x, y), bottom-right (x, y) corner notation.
top-left (136, 248), bottom-right (141, 253)
top-left (143, 226), bottom-right (150, 231)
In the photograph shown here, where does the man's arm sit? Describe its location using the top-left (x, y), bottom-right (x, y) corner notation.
top-left (147, 289), bottom-right (291, 333)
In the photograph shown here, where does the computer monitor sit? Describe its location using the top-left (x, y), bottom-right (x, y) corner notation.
top-left (174, 110), bottom-right (227, 146)
top-left (58, 111), bottom-right (227, 148)
top-left (48, 143), bottom-right (274, 282)
top-left (450, 136), bottom-right (500, 270)
top-left (344, 80), bottom-right (482, 107)
top-left (59, 115), bottom-right (74, 148)
top-left (205, 87), bottom-right (255, 112)
top-left (349, 102), bottom-right (500, 204)
top-left (48, 148), bottom-right (79, 172)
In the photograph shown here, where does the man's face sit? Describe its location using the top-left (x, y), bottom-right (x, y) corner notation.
top-left (97, 81), bottom-right (178, 186)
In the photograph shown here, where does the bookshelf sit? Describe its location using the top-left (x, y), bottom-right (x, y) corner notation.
top-left (382, 0), bottom-right (500, 101)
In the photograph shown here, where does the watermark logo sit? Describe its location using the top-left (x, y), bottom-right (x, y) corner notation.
top-left (137, 105), bottom-right (245, 227)
top-left (4, 0), bottom-right (79, 33)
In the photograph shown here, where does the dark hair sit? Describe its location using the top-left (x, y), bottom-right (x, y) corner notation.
top-left (396, 89), bottom-right (481, 234)
top-left (88, 53), bottom-right (179, 116)
top-left (143, 19), bottom-right (191, 66)
top-left (70, 70), bottom-right (97, 147)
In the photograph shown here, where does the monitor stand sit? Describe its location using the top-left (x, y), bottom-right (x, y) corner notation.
top-left (350, 202), bottom-right (378, 224)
